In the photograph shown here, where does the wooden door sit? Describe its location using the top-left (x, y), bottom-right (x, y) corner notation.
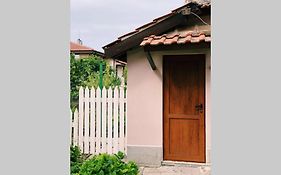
top-left (163, 55), bottom-right (205, 162)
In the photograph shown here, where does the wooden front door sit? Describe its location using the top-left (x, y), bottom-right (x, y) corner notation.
top-left (163, 55), bottom-right (205, 162)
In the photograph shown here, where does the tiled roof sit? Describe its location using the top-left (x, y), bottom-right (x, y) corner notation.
top-left (103, 1), bottom-right (210, 49)
top-left (140, 30), bottom-right (211, 46)
top-left (70, 42), bottom-right (94, 51)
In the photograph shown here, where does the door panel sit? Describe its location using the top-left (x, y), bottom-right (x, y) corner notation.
top-left (163, 55), bottom-right (205, 162)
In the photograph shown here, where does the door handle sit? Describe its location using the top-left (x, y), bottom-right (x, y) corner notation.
top-left (195, 104), bottom-right (203, 112)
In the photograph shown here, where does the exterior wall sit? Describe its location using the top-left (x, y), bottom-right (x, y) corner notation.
top-left (127, 47), bottom-right (211, 166)
top-left (71, 52), bottom-right (104, 59)
top-left (127, 48), bottom-right (163, 166)
top-left (72, 53), bottom-right (91, 59)
top-left (105, 58), bottom-right (115, 68)
top-left (104, 58), bottom-right (125, 81)
top-left (79, 53), bottom-right (91, 58)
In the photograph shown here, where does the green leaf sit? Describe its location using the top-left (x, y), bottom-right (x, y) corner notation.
top-left (78, 152), bottom-right (138, 175)
top-left (70, 55), bottom-right (126, 108)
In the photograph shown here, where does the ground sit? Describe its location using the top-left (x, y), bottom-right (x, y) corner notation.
top-left (139, 164), bottom-right (211, 175)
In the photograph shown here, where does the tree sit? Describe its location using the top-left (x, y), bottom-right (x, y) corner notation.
top-left (70, 54), bottom-right (122, 109)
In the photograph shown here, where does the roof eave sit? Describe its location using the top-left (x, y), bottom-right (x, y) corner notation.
top-left (103, 2), bottom-right (211, 59)
top-left (104, 13), bottom-right (188, 58)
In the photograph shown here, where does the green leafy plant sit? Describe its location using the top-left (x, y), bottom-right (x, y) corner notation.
top-left (78, 151), bottom-right (139, 175)
top-left (102, 64), bottom-right (121, 89)
top-left (70, 146), bottom-right (85, 175)
top-left (84, 64), bottom-right (121, 89)
top-left (70, 54), bottom-right (104, 109)
top-left (122, 66), bottom-right (127, 87)
top-left (70, 54), bottom-right (122, 110)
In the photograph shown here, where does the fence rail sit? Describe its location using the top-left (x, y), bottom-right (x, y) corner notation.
top-left (70, 86), bottom-right (127, 155)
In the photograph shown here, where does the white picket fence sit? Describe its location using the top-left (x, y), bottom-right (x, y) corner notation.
top-left (70, 86), bottom-right (127, 155)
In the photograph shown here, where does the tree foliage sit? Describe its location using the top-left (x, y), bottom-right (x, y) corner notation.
top-left (84, 63), bottom-right (121, 89)
top-left (122, 66), bottom-right (128, 87)
top-left (70, 54), bottom-right (123, 109)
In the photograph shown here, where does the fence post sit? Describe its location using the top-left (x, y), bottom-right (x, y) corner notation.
top-left (99, 63), bottom-right (103, 89)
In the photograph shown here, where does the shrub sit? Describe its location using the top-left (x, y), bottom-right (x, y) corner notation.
top-left (70, 54), bottom-right (122, 110)
top-left (70, 146), bottom-right (85, 175)
top-left (70, 54), bottom-right (105, 110)
top-left (78, 152), bottom-right (139, 175)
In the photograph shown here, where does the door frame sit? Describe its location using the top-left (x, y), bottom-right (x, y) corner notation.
top-left (162, 54), bottom-right (207, 163)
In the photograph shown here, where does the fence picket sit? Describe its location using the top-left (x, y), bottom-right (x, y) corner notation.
top-left (101, 87), bottom-right (107, 153)
top-left (78, 87), bottom-right (84, 152)
top-left (73, 109), bottom-right (79, 146)
top-left (90, 88), bottom-right (96, 154)
top-left (119, 87), bottom-right (125, 152)
top-left (96, 87), bottom-right (101, 154)
top-left (84, 87), bottom-right (90, 153)
top-left (124, 88), bottom-right (127, 154)
top-left (70, 109), bottom-right (73, 145)
top-left (113, 88), bottom-right (119, 153)
top-left (107, 87), bottom-right (113, 154)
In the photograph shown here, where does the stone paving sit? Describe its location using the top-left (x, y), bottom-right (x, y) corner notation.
top-left (139, 165), bottom-right (211, 175)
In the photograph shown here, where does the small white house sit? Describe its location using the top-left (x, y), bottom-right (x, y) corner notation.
top-left (103, 1), bottom-right (211, 167)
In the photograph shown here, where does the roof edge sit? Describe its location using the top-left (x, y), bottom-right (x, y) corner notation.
top-left (103, 1), bottom-right (211, 57)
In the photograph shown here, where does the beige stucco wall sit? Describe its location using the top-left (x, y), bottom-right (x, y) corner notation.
top-left (127, 47), bottom-right (211, 163)
top-left (127, 49), bottom-right (163, 146)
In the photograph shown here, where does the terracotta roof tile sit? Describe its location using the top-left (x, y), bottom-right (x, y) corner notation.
top-left (70, 42), bottom-right (94, 51)
top-left (205, 36), bottom-right (211, 42)
top-left (177, 35), bottom-right (192, 44)
top-left (150, 37), bottom-right (165, 45)
top-left (140, 30), bottom-right (211, 46)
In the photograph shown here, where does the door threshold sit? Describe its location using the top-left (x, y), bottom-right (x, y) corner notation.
top-left (161, 160), bottom-right (211, 167)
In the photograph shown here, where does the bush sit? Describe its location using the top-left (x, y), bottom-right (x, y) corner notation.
top-left (70, 54), bottom-right (122, 110)
top-left (70, 146), bottom-right (85, 175)
top-left (70, 54), bottom-right (105, 109)
top-left (78, 152), bottom-right (139, 175)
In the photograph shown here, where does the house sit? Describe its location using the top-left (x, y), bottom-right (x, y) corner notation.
top-left (103, 0), bottom-right (211, 168)
top-left (70, 40), bottom-right (105, 59)
top-left (104, 58), bottom-right (127, 79)
top-left (70, 40), bottom-right (126, 78)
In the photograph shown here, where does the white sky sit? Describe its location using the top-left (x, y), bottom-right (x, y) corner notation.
top-left (71, 0), bottom-right (184, 52)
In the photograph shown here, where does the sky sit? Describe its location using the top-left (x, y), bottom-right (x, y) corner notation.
top-left (71, 0), bottom-right (184, 52)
